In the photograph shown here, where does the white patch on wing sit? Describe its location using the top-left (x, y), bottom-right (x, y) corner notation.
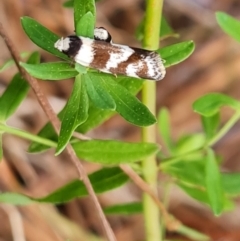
top-left (126, 61), bottom-right (143, 78)
top-left (74, 37), bottom-right (95, 67)
top-left (94, 28), bottom-right (109, 41)
top-left (144, 54), bottom-right (166, 80)
top-left (106, 44), bottom-right (134, 70)
top-left (54, 37), bottom-right (70, 52)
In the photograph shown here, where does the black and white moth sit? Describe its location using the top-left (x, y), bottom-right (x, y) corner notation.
top-left (54, 27), bottom-right (166, 81)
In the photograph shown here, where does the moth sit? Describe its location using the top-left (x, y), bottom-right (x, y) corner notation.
top-left (54, 27), bottom-right (166, 81)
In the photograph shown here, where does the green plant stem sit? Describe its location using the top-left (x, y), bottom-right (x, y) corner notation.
top-left (142, 0), bottom-right (164, 241)
top-left (0, 123), bottom-right (57, 148)
top-left (207, 110), bottom-right (240, 147)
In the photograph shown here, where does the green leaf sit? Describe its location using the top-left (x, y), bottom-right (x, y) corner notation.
top-left (163, 158), bottom-right (206, 187)
top-left (222, 173), bottom-right (240, 196)
top-left (21, 17), bottom-right (69, 61)
top-left (175, 134), bottom-right (205, 155)
top-left (0, 193), bottom-right (34, 205)
top-left (38, 167), bottom-right (129, 203)
top-left (178, 177), bottom-right (233, 212)
top-left (157, 108), bottom-right (174, 154)
top-left (75, 11), bottom-right (95, 38)
top-left (77, 76), bottom-right (144, 132)
top-left (0, 52), bottom-right (30, 73)
top-left (158, 41), bottom-right (195, 67)
top-left (205, 149), bottom-right (224, 215)
top-left (73, 140), bottom-right (159, 164)
top-left (92, 73), bottom-right (156, 126)
top-left (193, 93), bottom-right (240, 116)
top-left (201, 113), bottom-right (220, 139)
top-left (160, 16), bottom-right (179, 39)
top-left (56, 75), bottom-right (89, 155)
top-left (0, 167), bottom-right (128, 204)
top-left (75, 63), bottom-right (87, 74)
top-left (178, 183), bottom-right (210, 205)
top-left (83, 73), bottom-right (116, 110)
top-left (74, 0), bottom-right (96, 36)
top-left (0, 52), bottom-right (40, 121)
top-left (20, 62), bottom-right (78, 80)
top-left (216, 12), bottom-right (240, 42)
top-left (104, 202), bottom-right (142, 215)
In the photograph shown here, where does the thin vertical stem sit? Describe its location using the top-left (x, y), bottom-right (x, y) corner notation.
top-left (142, 0), bottom-right (164, 241)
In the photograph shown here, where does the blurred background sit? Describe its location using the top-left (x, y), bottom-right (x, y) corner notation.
top-left (0, 0), bottom-right (240, 240)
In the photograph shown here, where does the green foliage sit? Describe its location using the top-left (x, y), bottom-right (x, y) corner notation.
top-left (5, 1), bottom-right (240, 240)
top-left (0, 167), bottom-right (129, 204)
top-left (159, 92), bottom-right (240, 215)
top-left (21, 62), bottom-right (78, 80)
top-left (104, 202), bottom-right (142, 215)
top-left (216, 12), bottom-right (240, 42)
top-left (56, 75), bottom-right (89, 154)
top-left (72, 140), bottom-right (159, 164)
top-left (158, 41), bottom-right (195, 67)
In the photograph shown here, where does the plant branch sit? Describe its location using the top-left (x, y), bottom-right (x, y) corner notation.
top-left (141, 0), bottom-right (164, 240)
top-left (0, 22), bottom-right (116, 241)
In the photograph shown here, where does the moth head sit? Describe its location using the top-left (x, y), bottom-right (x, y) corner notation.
top-left (94, 27), bottom-right (112, 43)
top-left (54, 36), bottom-right (82, 57)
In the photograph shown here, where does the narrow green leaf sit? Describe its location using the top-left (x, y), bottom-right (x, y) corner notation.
top-left (193, 93), bottom-right (240, 116)
top-left (201, 113), bottom-right (220, 139)
top-left (73, 140), bottom-right (159, 164)
top-left (91, 73), bottom-right (156, 126)
top-left (157, 108), bottom-right (174, 154)
top-left (38, 167), bottom-right (129, 203)
top-left (0, 193), bottom-right (34, 205)
top-left (205, 149), bottom-right (224, 215)
top-left (222, 173), bottom-right (240, 196)
top-left (104, 202), bottom-right (142, 215)
top-left (163, 158), bottom-right (206, 187)
top-left (75, 63), bottom-right (87, 74)
top-left (160, 16), bottom-right (179, 39)
top-left (0, 52), bottom-right (40, 121)
top-left (83, 73), bottom-right (116, 110)
top-left (56, 75), bottom-right (89, 155)
top-left (179, 183), bottom-right (233, 212)
top-left (175, 134), bottom-right (205, 155)
top-left (74, 0), bottom-right (96, 36)
top-left (158, 41), bottom-right (195, 67)
top-left (0, 167), bottom-right (128, 204)
top-left (75, 12), bottom-right (95, 38)
top-left (179, 183), bottom-right (212, 205)
top-left (21, 17), bottom-right (69, 60)
top-left (0, 74), bottom-right (28, 121)
top-left (0, 52), bottom-right (30, 73)
top-left (216, 12), bottom-right (240, 42)
top-left (21, 62), bottom-right (78, 80)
